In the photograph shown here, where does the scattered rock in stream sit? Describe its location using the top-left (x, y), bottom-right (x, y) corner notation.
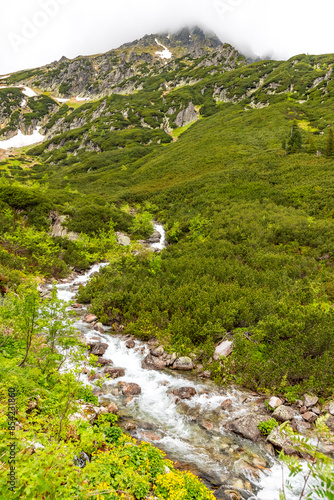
top-left (226, 413), bottom-right (270, 442)
top-left (89, 342), bottom-right (109, 356)
top-left (171, 387), bottom-right (197, 400)
top-left (104, 367), bottom-right (126, 378)
top-left (121, 383), bottom-right (142, 396)
top-left (126, 339), bottom-right (135, 349)
top-left (84, 314), bottom-right (98, 323)
top-left (142, 353), bottom-right (167, 370)
top-left (95, 357), bottom-right (113, 366)
top-left (172, 356), bottom-right (194, 371)
top-left (94, 322), bottom-right (105, 334)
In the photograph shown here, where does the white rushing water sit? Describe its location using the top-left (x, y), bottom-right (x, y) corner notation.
top-left (151, 223), bottom-right (166, 250)
top-left (54, 228), bottom-right (318, 500)
top-left (155, 38), bottom-right (173, 60)
top-left (0, 127), bottom-right (45, 150)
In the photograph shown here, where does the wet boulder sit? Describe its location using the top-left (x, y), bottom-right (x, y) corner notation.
top-left (172, 356), bottom-right (193, 371)
top-left (150, 346), bottom-right (164, 357)
top-left (96, 357), bottom-right (113, 366)
top-left (171, 387), bottom-right (197, 400)
top-left (122, 383), bottom-right (142, 396)
top-left (84, 314), bottom-right (97, 324)
top-left (126, 340), bottom-right (135, 349)
top-left (221, 399), bottom-right (233, 410)
top-left (104, 367), bottom-right (125, 378)
top-left (142, 354), bottom-right (167, 370)
top-left (88, 342), bottom-right (108, 356)
top-left (94, 322), bottom-right (105, 333)
top-left (106, 402), bottom-right (119, 414)
top-left (226, 413), bottom-right (270, 442)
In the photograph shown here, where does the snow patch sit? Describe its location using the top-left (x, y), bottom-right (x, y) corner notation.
top-left (0, 75), bottom-right (11, 79)
top-left (55, 97), bottom-right (70, 103)
top-left (21, 99), bottom-right (27, 108)
top-left (76, 96), bottom-right (90, 102)
top-left (155, 38), bottom-right (172, 60)
top-left (22, 86), bottom-right (37, 97)
top-left (0, 85), bottom-right (37, 97)
top-left (0, 127), bottom-right (45, 150)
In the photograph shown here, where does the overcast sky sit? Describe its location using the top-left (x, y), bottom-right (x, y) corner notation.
top-left (1, 0), bottom-right (333, 75)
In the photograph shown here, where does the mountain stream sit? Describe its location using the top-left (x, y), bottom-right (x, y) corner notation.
top-left (53, 224), bottom-right (315, 500)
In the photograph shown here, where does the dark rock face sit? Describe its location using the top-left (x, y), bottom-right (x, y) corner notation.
top-left (171, 387), bottom-right (197, 400)
top-left (142, 354), bottom-right (167, 370)
top-left (104, 367), bottom-right (125, 378)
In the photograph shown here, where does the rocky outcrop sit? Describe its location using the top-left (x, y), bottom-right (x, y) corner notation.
top-left (116, 232), bottom-right (131, 246)
top-left (49, 211), bottom-right (79, 241)
top-left (268, 397), bottom-right (283, 409)
top-left (303, 394), bottom-right (318, 408)
top-left (174, 102), bottom-right (198, 128)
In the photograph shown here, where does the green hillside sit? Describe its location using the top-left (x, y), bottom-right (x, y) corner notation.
top-left (1, 32), bottom-right (334, 499)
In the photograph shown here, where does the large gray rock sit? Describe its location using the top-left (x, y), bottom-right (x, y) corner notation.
top-left (272, 405), bottom-right (298, 423)
top-left (303, 394), bottom-right (319, 408)
top-left (226, 413), bottom-right (269, 442)
top-left (213, 340), bottom-right (233, 361)
top-left (174, 102), bottom-right (198, 128)
top-left (172, 357), bottom-right (193, 371)
top-left (142, 354), bottom-right (167, 370)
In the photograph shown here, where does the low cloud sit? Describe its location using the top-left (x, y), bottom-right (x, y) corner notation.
top-left (0, 0), bottom-right (333, 75)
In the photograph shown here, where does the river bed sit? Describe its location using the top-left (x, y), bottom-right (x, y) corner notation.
top-left (53, 224), bottom-right (317, 500)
